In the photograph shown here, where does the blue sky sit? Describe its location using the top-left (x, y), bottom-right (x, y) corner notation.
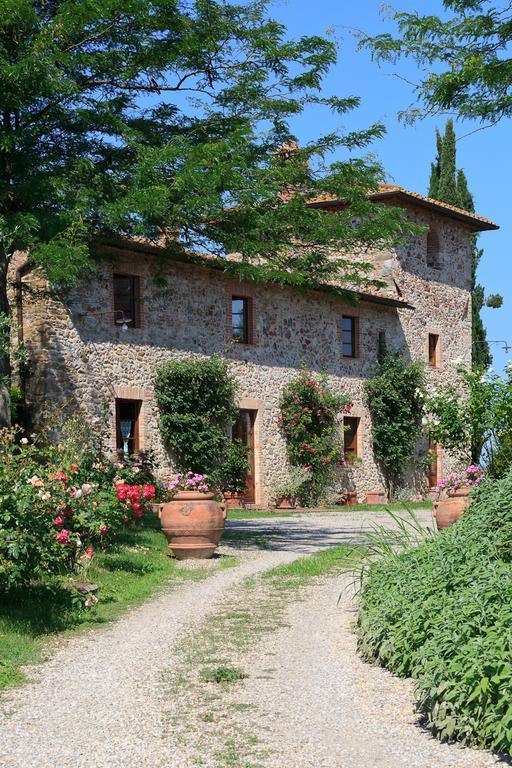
top-left (270, 0), bottom-right (511, 374)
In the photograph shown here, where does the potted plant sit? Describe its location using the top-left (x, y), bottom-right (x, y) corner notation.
top-left (219, 441), bottom-right (250, 509)
top-left (433, 464), bottom-right (484, 529)
top-left (270, 467), bottom-right (308, 509)
top-left (159, 472), bottom-right (227, 559)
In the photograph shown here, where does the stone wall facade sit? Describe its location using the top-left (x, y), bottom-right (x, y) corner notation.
top-left (14, 198), bottom-right (475, 506)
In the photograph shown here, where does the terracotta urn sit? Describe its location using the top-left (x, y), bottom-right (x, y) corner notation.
top-left (159, 491), bottom-right (227, 559)
top-left (275, 496), bottom-right (296, 510)
top-left (434, 486), bottom-right (472, 530)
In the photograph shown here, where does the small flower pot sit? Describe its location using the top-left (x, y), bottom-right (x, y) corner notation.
top-left (365, 490), bottom-right (385, 505)
top-left (434, 486), bottom-right (472, 529)
top-left (275, 496), bottom-right (296, 510)
top-left (160, 491), bottom-right (227, 559)
top-left (223, 492), bottom-right (244, 509)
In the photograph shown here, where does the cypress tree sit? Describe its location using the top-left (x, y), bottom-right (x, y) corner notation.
top-left (428, 128), bottom-right (442, 199)
top-left (437, 120), bottom-right (459, 206)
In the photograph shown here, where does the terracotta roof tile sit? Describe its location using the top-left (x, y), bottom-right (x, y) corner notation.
top-left (309, 184), bottom-right (498, 231)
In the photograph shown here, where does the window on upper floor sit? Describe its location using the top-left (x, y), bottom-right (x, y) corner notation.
top-left (428, 333), bottom-right (440, 368)
top-left (231, 295), bottom-right (254, 344)
top-left (342, 315), bottom-right (359, 358)
top-left (343, 416), bottom-right (360, 460)
top-left (113, 274), bottom-right (141, 329)
top-left (426, 227), bottom-right (441, 269)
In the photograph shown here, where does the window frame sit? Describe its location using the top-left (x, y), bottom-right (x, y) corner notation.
top-left (426, 227), bottom-right (441, 269)
top-left (231, 294), bottom-right (254, 344)
top-left (428, 333), bottom-right (440, 368)
top-left (113, 273), bottom-right (141, 329)
top-left (341, 315), bottom-right (358, 359)
top-left (343, 416), bottom-right (360, 460)
top-left (115, 399), bottom-right (142, 456)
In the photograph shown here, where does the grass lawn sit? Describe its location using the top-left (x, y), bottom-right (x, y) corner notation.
top-left (227, 500), bottom-right (432, 519)
top-left (0, 514), bottom-right (237, 691)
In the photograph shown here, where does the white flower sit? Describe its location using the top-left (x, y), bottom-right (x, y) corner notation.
top-left (38, 491), bottom-right (51, 501)
top-left (20, 437), bottom-right (29, 445)
top-left (421, 416), bottom-right (429, 426)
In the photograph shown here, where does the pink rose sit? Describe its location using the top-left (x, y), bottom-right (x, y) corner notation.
top-left (54, 516), bottom-right (64, 528)
top-left (56, 529), bottom-right (70, 544)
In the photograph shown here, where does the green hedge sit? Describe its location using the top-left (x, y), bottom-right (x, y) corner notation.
top-left (357, 469), bottom-right (512, 754)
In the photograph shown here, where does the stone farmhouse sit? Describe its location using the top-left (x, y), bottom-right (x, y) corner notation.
top-left (12, 184), bottom-right (497, 506)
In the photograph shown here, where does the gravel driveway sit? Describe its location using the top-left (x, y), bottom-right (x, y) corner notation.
top-left (1, 509), bottom-right (502, 767)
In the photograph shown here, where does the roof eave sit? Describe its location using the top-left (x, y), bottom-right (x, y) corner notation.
top-left (308, 193), bottom-right (498, 232)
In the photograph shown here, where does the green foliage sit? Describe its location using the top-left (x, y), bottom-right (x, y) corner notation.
top-left (427, 364), bottom-right (512, 472)
top-left (437, 120), bottom-right (459, 207)
top-left (0, 418), bottom-right (155, 592)
top-left (200, 666), bottom-right (247, 684)
top-left (365, 354), bottom-right (426, 493)
top-left (0, 0), bottom-right (416, 364)
top-left (0, 514), bottom-right (233, 690)
top-left (155, 356), bottom-right (241, 489)
top-left (218, 440), bottom-right (250, 495)
top-left (279, 370), bottom-right (351, 505)
top-left (362, 1), bottom-right (512, 125)
top-left (357, 470), bottom-right (512, 754)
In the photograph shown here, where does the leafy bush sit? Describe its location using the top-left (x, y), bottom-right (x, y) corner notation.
top-left (365, 353), bottom-right (426, 496)
top-left (154, 356), bottom-right (242, 489)
top-left (0, 423), bottom-right (155, 592)
top-left (279, 370), bottom-right (351, 505)
top-left (357, 469), bottom-right (512, 754)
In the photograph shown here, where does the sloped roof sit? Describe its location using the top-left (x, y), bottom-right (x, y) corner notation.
top-left (309, 183), bottom-right (499, 232)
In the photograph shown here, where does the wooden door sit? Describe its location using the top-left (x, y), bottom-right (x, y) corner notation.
top-left (233, 409), bottom-right (256, 503)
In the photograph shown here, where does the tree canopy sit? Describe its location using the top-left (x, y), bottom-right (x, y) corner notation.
top-left (0, 0), bottom-right (413, 302)
top-left (361, 1), bottom-right (512, 125)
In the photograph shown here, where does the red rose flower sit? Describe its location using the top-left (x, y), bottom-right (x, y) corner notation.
top-left (54, 516), bottom-right (64, 528)
top-left (56, 528), bottom-right (70, 544)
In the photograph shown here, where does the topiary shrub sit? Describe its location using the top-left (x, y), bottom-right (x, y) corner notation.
top-left (357, 468), bottom-right (512, 754)
top-left (154, 356), bottom-right (244, 489)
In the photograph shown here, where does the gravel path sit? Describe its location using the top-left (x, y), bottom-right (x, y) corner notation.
top-left (239, 574), bottom-right (504, 768)
top-left (1, 509), bottom-right (503, 768)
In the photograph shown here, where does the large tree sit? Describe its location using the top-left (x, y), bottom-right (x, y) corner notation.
top-left (428, 120), bottom-right (502, 369)
top-left (361, 1), bottom-right (512, 125)
top-left (0, 0), bottom-right (414, 423)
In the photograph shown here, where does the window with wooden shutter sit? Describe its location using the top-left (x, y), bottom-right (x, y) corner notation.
top-left (113, 274), bottom-right (141, 329)
top-left (426, 227), bottom-right (441, 268)
top-left (428, 333), bottom-right (440, 368)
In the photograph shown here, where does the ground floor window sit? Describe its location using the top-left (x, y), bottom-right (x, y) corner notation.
top-left (115, 399), bottom-right (141, 455)
top-left (233, 409), bottom-right (256, 502)
top-left (343, 416), bottom-right (360, 460)
top-left (429, 441), bottom-right (440, 488)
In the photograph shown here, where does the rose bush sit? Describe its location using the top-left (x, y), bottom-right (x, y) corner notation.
top-left (0, 426), bottom-right (156, 592)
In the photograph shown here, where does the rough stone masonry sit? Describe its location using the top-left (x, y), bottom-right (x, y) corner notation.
top-left (10, 189), bottom-right (497, 505)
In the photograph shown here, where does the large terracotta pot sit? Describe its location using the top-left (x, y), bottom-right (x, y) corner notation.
top-left (159, 491), bottom-right (227, 559)
top-left (434, 486), bottom-right (472, 530)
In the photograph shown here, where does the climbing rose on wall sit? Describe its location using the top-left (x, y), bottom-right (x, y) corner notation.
top-left (279, 371), bottom-right (352, 505)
